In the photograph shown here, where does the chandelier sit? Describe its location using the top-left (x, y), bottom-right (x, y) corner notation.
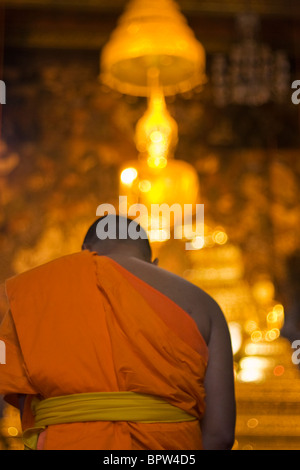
top-left (100, 0), bottom-right (206, 97)
top-left (211, 11), bottom-right (290, 107)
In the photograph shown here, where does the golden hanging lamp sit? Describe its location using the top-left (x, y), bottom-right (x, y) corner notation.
top-left (100, 0), bottom-right (206, 97)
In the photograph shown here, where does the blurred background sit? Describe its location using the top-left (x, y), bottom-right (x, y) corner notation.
top-left (0, 0), bottom-right (300, 450)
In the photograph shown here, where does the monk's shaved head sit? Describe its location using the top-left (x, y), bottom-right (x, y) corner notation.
top-left (82, 214), bottom-right (152, 262)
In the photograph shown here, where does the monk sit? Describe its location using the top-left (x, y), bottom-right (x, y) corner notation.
top-left (0, 215), bottom-right (235, 450)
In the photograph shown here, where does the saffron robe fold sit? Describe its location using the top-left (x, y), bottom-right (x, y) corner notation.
top-left (0, 251), bottom-right (208, 450)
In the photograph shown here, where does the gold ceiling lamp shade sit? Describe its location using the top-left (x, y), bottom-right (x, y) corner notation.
top-left (100, 0), bottom-right (206, 97)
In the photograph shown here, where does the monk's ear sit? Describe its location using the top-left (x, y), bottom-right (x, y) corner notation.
top-left (152, 258), bottom-right (159, 266)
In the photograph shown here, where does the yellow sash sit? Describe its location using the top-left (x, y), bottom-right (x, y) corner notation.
top-left (23, 391), bottom-right (197, 450)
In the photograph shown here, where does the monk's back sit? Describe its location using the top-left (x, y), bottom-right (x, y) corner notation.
top-left (105, 253), bottom-right (212, 345)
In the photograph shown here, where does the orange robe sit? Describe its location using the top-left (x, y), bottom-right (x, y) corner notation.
top-left (0, 251), bottom-right (208, 450)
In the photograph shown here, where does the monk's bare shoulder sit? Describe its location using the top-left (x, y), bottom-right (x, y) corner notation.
top-left (105, 254), bottom-right (222, 344)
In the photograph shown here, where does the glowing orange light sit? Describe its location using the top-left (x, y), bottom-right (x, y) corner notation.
top-left (138, 179), bottom-right (152, 192)
top-left (251, 330), bottom-right (263, 343)
top-left (265, 328), bottom-right (280, 342)
top-left (191, 236), bottom-right (205, 250)
top-left (245, 320), bottom-right (259, 334)
top-left (212, 230), bottom-right (228, 245)
top-left (247, 418), bottom-right (259, 429)
top-left (147, 155), bottom-right (168, 169)
top-left (7, 426), bottom-right (19, 436)
top-left (252, 280), bottom-right (275, 304)
top-left (135, 85), bottom-right (178, 166)
top-left (267, 311), bottom-right (278, 323)
top-left (120, 167), bottom-right (138, 185)
top-left (273, 365), bottom-right (285, 376)
top-left (150, 130), bottom-right (164, 143)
